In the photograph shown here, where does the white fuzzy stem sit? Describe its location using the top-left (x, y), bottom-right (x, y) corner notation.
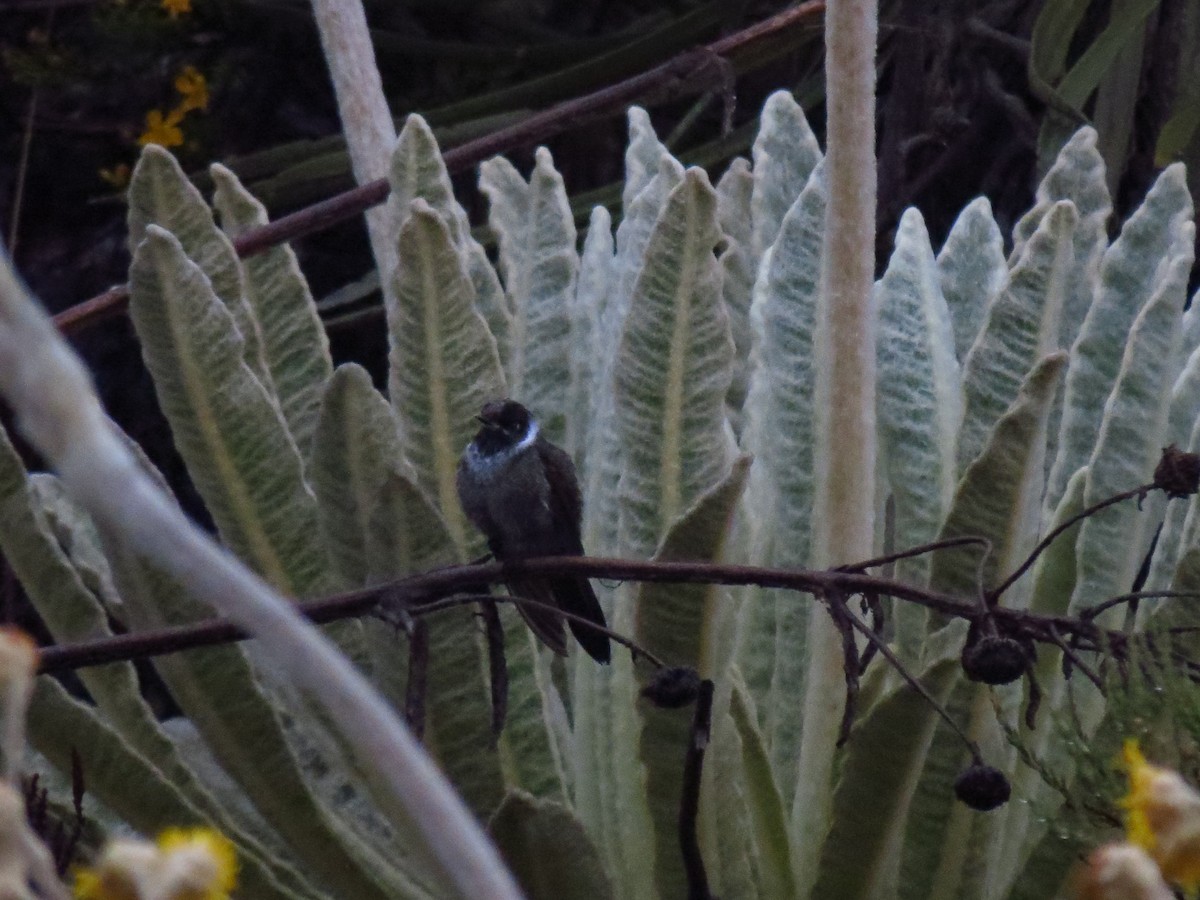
top-left (792, 0), bottom-right (879, 891)
top-left (0, 253), bottom-right (523, 899)
top-left (310, 0), bottom-right (398, 282)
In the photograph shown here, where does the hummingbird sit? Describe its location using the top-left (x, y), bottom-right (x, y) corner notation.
top-left (456, 400), bottom-right (611, 663)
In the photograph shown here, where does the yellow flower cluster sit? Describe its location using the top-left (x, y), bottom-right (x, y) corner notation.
top-left (73, 826), bottom-right (236, 900)
top-left (136, 65), bottom-right (209, 149)
top-left (1072, 740), bottom-right (1200, 899)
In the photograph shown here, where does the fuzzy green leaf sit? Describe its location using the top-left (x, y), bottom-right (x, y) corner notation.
top-left (737, 160), bottom-right (826, 804)
top-left (211, 163), bottom-right (332, 460)
top-left (128, 226), bottom-right (332, 599)
top-left (488, 791), bottom-right (612, 900)
top-left (1070, 221), bottom-right (1194, 620)
top-left (127, 145), bottom-right (269, 385)
top-left (480, 147), bottom-right (578, 443)
top-left (876, 208), bottom-right (962, 658)
top-left (957, 201), bottom-right (1077, 474)
top-left (388, 115), bottom-right (512, 362)
top-left (1048, 164), bottom-right (1193, 509)
top-left (750, 90), bottom-right (822, 258)
top-left (29, 678), bottom-right (323, 900)
top-left (932, 353), bottom-right (1068, 605)
top-left (386, 200), bottom-right (508, 815)
top-left (936, 198), bottom-right (1007, 362)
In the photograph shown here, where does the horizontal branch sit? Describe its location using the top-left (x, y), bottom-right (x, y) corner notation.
top-left (53, 1), bottom-right (826, 335)
top-left (38, 554), bottom-right (1101, 675)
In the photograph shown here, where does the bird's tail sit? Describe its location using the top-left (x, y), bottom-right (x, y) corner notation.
top-left (554, 577), bottom-right (611, 664)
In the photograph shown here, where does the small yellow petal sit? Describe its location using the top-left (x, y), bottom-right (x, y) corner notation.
top-left (173, 66), bottom-right (209, 112)
top-left (156, 827), bottom-right (238, 898)
top-left (161, 0), bottom-right (191, 17)
top-left (138, 109), bottom-right (184, 148)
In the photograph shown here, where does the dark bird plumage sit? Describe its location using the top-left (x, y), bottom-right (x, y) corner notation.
top-left (456, 400), bottom-right (611, 663)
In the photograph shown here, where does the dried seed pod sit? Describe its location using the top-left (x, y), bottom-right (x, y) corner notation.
top-left (641, 667), bottom-right (702, 709)
top-left (961, 634), bottom-right (1030, 685)
top-left (1154, 445), bottom-right (1200, 499)
top-left (954, 763), bottom-right (1011, 811)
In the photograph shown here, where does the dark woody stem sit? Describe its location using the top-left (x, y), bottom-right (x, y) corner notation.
top-left (52, 2), bottom-right (827, 335)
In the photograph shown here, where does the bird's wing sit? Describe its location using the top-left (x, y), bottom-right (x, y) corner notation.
top-left (535, 440), bottom-right (585, 554)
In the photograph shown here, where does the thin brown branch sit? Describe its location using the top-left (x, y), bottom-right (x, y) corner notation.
top-left (1080, 589), bottom-right (1200, 622)
top-left (31, 553), bottom-right (1175, 683)
top-left (415, 591), bottom-right (670, 670)
top-left (52, 2), bottom-right (826, 336)
top-left (988, 485), bottom-right (1154, 603)
top-left (1046, 624), bottom-right (1104, 693)
top-left (835, 535), bottom-right (988, 574)
top-left (841, 603), bottom-right (980, 759)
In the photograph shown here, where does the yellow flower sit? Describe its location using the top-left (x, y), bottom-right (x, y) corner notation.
top-left (72, 827), bottom-right (236, 900)
top-left (1121, 739), bottom-right (1200, 895)
top-left (156, 827), bottom-right (237, 899)
top-left (161, 0), bottom-right (191, 17)
top-left (137, 109), bottom-right (184, 148)
top-left (173, 66), bottom-right (208, 113)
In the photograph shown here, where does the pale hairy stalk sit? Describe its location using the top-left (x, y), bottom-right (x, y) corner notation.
top-left (791, 0), bottom-right (879, 892)
top-left (310, 0), bottom-right (398, 282)
top-left (0, 250), bottom-right (523, 900)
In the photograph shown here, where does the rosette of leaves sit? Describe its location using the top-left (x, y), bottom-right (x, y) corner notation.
top-left (5, 92), bottom-right (1199, 899)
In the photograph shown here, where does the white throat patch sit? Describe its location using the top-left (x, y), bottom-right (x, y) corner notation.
top-left (466, 420), bottom-right (538, 478)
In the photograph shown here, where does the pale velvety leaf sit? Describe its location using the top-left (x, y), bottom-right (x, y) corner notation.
top-left (811, 635), bottom-right (963, 899)
top-left (0, 428), bottom-right (298, 872)
top-left (608, 167), bottom-right (734, 897)
top-left (488, 791), bottom-right (613, 900)
top-left (583, 155), bottom-right (685, 557)
top-left (29, 678), bottom-right (324, 900)
top-left (716, 157), bottom-right (757, 424)
top-left (615, 169), bottom-right (735, 557)
top-left (1069, 223), bottom-right (1194, 621)
top-left (386, 200), bottom-right (506, 554)
top-left (622, 106), bottom-right (669, 211)
top-left (705, 672), bottom-right (792, 897)
top-left (957, 202), bottom-right (1077, 474)
top-left (101, 536), bottom-right (438, 899)
top-left (701, 691), bottom-right (763, 900)
top-left (1142, 347), bottom-right (1200, 601)
top-left (1168, 343), bottom-right (1200, 448)
top-left (128, 226), bottom-right (333, 599)
top-left (736, 160), bottom-right (825, 804)
top-left (386, 201), bottom-right (508, 815)
top-left (365, 471), bottom-right (455, 585)
top-left (566, 206), bottom-right (613, 464)
top-left (127, 146), bottom-right (269, 385)
top-left (1010, 127), bottom-right (1111, 353)
top-left (491, 606), bottom-right (569, 802)
top-left (387, 115), bottom-right (512, 361)
top-left (480, 147), bottom-right (578, 443)
top-left (931, 353), bottom-right (1068, 605)
top-left (1182, 286), bottom-right (1200, 355)
top-left (991, 467), bottom-right (1087, 890)
top-left (311, 363), bottom-right (428, 587)
top-left (1047, 164), bottom-right (1193, 509)
top-left (876, 208), bottom-right (962, 659)
top-left (211, 164), bottom-right (332, 459)
top-left (633, 457), bottom-right (750, 895)
top-left (569, 168), bottom-right (681, 900)
top-left (751, 90), bottom-right (822, 258)
top-left (936, 197), bottom-right (1007, 361)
